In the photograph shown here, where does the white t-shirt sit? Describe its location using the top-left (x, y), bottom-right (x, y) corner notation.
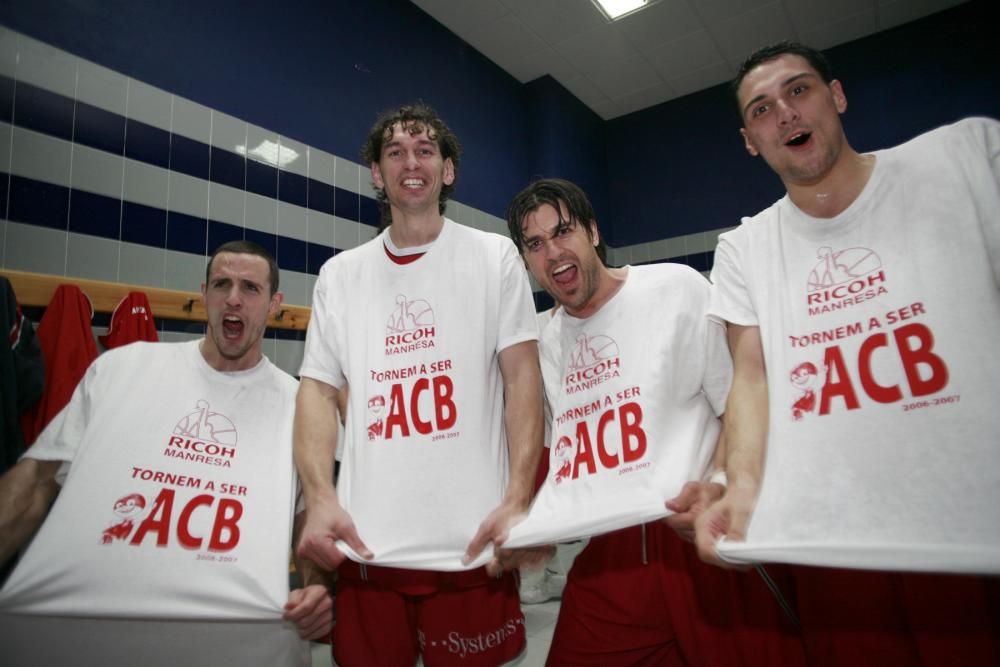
top-left (0, 341), bottom-right (302, 621)
top-left (710, 117), bottom-right (1000, 573)
top-left (506, 264), bottom-right (731, 548)
top-left (299, 219), bottom-right (538, 570)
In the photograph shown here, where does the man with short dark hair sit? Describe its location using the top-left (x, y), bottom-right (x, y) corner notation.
top-left (504, 177), bottom-right (804, 666)
top-left (294, 103), bottom-right (542, 666)
top-left (0, 241), bottom-right (332, 665)
top-left (699, 40), bottom-right (1000, 664)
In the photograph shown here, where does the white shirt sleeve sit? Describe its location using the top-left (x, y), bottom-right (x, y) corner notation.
top-left (496, 238), bottom-right (540, 353)
top-left (298, 261), bottom-right (346, 388)
top-left (709, 228), bottom-right (759, 327)
top-left (23, 358), bottom-right (99, 484)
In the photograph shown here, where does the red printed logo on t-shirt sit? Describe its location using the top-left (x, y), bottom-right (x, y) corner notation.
top-left (385, 294), bottom-right (437, 356)
top-left (805, 246), bottom-right (888, 316)
top-left (563, 333), bottom-right (621, 395)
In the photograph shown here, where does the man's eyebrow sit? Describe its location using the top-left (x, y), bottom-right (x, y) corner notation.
top-left (741, 72), bottom-right (815, 117)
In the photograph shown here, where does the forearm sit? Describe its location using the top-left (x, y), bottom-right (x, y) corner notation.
top-left (722, 324), bottom-right (769, 500)
top-left (293, 378), bottom-right (341, 507)
top-left (723, 372), bottom-right (768, 498)
top-left (0, 459), bottom-right (61, 563)
top-left (500, 342), bottom-right (544, 511)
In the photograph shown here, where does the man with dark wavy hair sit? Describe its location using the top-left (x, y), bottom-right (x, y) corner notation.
top-left (295, 103), bottom-right (543, 666)
top-left (503, 177), bottom-right (804, 666)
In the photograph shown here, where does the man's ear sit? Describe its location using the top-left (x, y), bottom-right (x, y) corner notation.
top-left (371, 162), bottom-right (384, 189)
top-left (740, 128), bottom-right (759, 157)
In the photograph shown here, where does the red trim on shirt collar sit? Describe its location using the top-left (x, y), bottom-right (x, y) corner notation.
top-left (384, 243), bottom-right (425, 265)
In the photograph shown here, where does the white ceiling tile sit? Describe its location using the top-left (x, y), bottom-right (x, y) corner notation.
top-left (614, 0), bottom-right (702, 51)
top-left (589, 55), bottom-right (663, 98)
top-left (692, 0), bottom-right (776, 23)
top-left (612, 82), bottom-right (677, 116)
top-left (799, 9), bottom-right (879, 50)
top-left (501, 0), bottom-right (609, 42)
top-left (552, 24), bottom-right (637, 73)
top-left (709, 2), bottom-right (797, 66)
top-left (412, 0), bottom-right (510, 35)
top-left (498, 48), bottom-right (553, 83)
top-left (540, 48), bottom-right (584, 82)
top-left (464, 14), bottom-right (548, 66)
top-left (646, 29), bottom-right (726, 80)
top-left (410, 0), bottom-right (968, 119)
top-left (666, 61), bottom-right (732, 98)
top-left (558, 74), bottom-right (613, 108)
top-left (877, 0), bottom-right (966, 30)
top-left (588, 97), bottom-right (625, 120)
top-left (783, 0), bottom-right (876, 32)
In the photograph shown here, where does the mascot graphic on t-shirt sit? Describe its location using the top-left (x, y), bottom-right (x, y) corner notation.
top-left (101, 493), bottom-right (146, 544)
top-left (789, 361), bottom-right (828, 421)
top-left (552, 436), bottom-right (574, 485)
top-left (387, 294), bottom-right (434, 333)
top-left (568, 333), bottom-right (617, 371)
top-left (807, 246), bottom-right (882, 292)
top-left (173, 399), bottom-right (238, 445)
top-left (367, 394), bottom-right (386, 441)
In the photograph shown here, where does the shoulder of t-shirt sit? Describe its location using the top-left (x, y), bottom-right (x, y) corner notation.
top-left (263, 360), bottom-right (300, 397)
top-left (888, 116), bottom-right (995, 161)
top-left (714, 199), bottom-right (784, 256)
top-left (630, 262), bottom-right (709, 294)
top-left (446, 218), bottom-right (517, 252)
top-left (318, 231), bottom-right (383, 277)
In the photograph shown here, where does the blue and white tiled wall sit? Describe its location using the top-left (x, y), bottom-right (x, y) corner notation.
top-left (0, 26), bottom-right (730, 376)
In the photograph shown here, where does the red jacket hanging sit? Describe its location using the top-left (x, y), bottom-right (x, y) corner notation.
top-left (20, 285), bottom-right (98, 446)
top-left (99, 291), bottom-right (158, 349)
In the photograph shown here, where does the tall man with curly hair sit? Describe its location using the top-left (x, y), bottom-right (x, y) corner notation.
top-left (294, 103), bottom-right (543, 666)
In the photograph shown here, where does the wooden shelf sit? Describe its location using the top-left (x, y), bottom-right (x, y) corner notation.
top-left (0, 269), bottom-right (311, 331)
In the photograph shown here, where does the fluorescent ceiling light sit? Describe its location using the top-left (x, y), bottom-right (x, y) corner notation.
top-left (592, 0), bottom-right (649, 20)
top-left (235, 140), bottom-right (300, 168)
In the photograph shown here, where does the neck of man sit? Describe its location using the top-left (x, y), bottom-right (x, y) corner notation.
top-left (785, 147), bottom-right (876, 219)
top-left (386, 207), bottom-right (445, 248)
top-left (567, 266), bottom-right (629, 320)
top-left (199, 338), bottom-right (262, 373)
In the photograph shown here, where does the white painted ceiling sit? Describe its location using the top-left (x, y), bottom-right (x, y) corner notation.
top-left (411, 0), bottom-right (967, 119)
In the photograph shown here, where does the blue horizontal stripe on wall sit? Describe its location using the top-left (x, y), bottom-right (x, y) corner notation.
top-left (308, 179), bottom-right (335, 216)
top-left (0, 173), bottom-right (8, 216)
top-left (360, 194), bottom-right (380, 226)
top-left (0, 75), bottom-right (13, 123)
top-left (0, 170), bottom-right (350, 276)
top-left (246, 159), bottom-right (277, 199)
top-left (74, 102), bottom-right (126, 156)
top-left (334, 188), bottom-right (359, 221)
top-left (8, 175), bottom-right (68, 230)
top-left (12, 79), bottom-right (74, 141)
top-left (69, 189), bottom-right (120, 238)
top-left (166, 210), bottom-right (206, 255)
top-left (244, 228), bottom-right (277, 261)
top-left (125, 118), bottom-right (171, 168)
top-left (207, 219), bottom-right (244, 253)
top-left (121, 200), bottom-right (167, 247)
top-left (2, 76), bottom-right (378, 229)
top-left (278, 236), bottom-right (307, 274)
top-left (170, 133), bottom-right (209, 180)
top-left (278, 170), bottom-right (307, 208)
top-left (210, 146), bottom-right (245, 190)
top-left (307, 242), bottom-right (335, 274)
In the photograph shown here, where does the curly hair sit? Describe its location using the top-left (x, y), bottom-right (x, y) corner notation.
top-left (361, 103), bottom-right (462, 229)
